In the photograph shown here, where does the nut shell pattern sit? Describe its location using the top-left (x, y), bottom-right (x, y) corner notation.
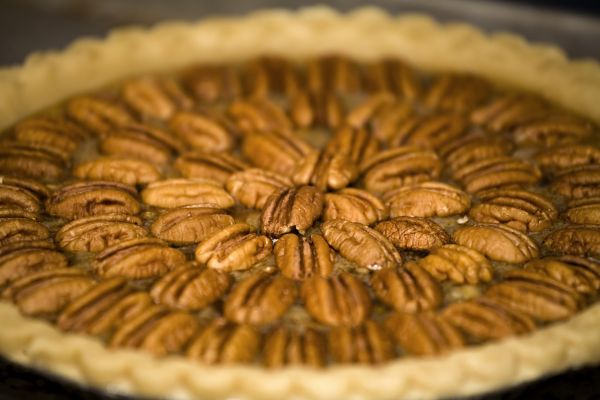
top-left (0, 47), bottom-right (599, 380)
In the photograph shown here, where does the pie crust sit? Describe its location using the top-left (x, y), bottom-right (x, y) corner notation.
top-left (0, 6), bottom-right (600, 400)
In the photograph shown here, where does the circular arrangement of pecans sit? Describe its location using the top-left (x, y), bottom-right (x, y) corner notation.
top-left (1, 55), bottom-right (599, 366)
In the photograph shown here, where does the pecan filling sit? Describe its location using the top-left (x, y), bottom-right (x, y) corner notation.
top-left (0, 54), bottom-right (598, 368)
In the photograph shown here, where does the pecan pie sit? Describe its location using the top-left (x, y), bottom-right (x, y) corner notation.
top-left (0, 6), bottom-right (599, 400)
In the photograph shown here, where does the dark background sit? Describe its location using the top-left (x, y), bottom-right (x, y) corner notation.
top-left (0, 0), bottom-right (599, 66)
top-left (0, 0), bottom-right (599, 399)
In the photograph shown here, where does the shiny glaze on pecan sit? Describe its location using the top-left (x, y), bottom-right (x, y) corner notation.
top-left (141, 178), bottom-right (235, 209)
top-left (46, 181), bottom-right (140, 219)
top-left (274, 233), bottom-right (335, 280)
top-left (93, 238), bottom-right (186, 279)
top-left (453, 224), bottom-right (539, 264)
top-left (418, 244), bottom-right (493, 284)
top-left (323, 188), bottom-right (388, 225)
top-left (371, 262), bottom-right (442, 312)
top-left (375, 217), bottom-right (450, 252)
top-left (360, 146), bottom-right (441, 194)
top-left (56, 214), bottom-right (147, 252)
top-left (469, 188), bottom-right (557, 232)
top-left (195, 223), bottom-right (272, 272)
top-left (150, 206), bottom-right (234, 245)
top-left (383, 182), bottom-right (470, 218)
top-left (321, 220), bottom-right (402, 270)
top-left (261, 186), bottom-right (323, 237)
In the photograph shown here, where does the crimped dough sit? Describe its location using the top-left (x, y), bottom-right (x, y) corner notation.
top-left (0, 6), bottom-right (600, 400)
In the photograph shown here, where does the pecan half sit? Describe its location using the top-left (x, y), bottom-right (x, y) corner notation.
top-left (261, 186), bottom-right (323, 237)
top-left (550, 164), bottom-right (600, 199)
top-left (174, 151), bottom-right (249, 184)
top-left (441, 297), bottom-right (535, 341)
top-left (565, 197), bottom-right (600, 225)
top-left (66, 96), bottom-right (134, 136)
top-left (418, 244), bottom-right (493, 284)
top-left (56, 214), bottom-right (147, 252)
top-left (364, 58), bottom-right (420, 99)
top-left (469, 188), bottom-right (557, 232)
top-left (0, 240), bottom-right (67, 286)
top-left (292, 150), bottom-right (357, 191)
top-left (485, 270), bottom-right (584, 322)
top-left (323, 188), bottom-right (387, 225)
top-left (141, 179), bottom-right (235, 209)
top-left (453, 224), bottom-right (539, 263)
top-left (525, 256), bottom-right (600, 295)
top-left (329, 320), bottom-right (394, 364)
top-left (122, 76), bottom-right (193, 120)
top-left (0, 182), bottom-right (43, 214)
top-left (226, 168), bottom-right (292, 210)
top-left (46, 181), bottom-right (140, 219)
top-left (369, 100), bottom-right (414, 143)
top-left (13, 116), bottom-right (86, 154)
top-left (0, 177), bottom-right (45, 214)
top-left (470, 94), bottom-right (548, 132)
top-left (274, 233), bottom-right (334, 280)
top-left (224, 273), bottom-right (296, 325)
top-left (151, 206), bottom-right (233, 245)
top-left (93, 238), bottom-right (186, 279)
top-left (375, 217), bottom-right (450, 251)
top-left (0, 218), bottom-right (49, 245)
top-left (385, 312), bottom-right (465, 356)
top-left (325, 125), bottom-right (379, 167)
top-left (182, 64), bottom-right (240, 102)
top-left (346, 93), bottom-right (396, 129)
top-left (150, 265), bottom-right (231, 310)
top-left (169, 111), bottom-right (235, 153)
top-left (0, 176), bottom-right (49, 201)
top-left (513, 114), bottom-right (593, 146)
top-left (322, 220), bottom-right (402, 270)
top-left (263, 326), bottom-right (326, 368)
top-left (194, 223), bottom-right (272, 272)
top-left (100, 124), bottom-right (185, 164)
top-left (371, 262), bottom-right (442, 312)
top-left (229, 97), bottom-right (292, 135)
top-left (2, 268), bottom-right (95, 317)
top-left (301, 272), bottom-right (371, 327)
top-left (110, 305), bottom-right (200, 356)
top-left (544, 225), bottom-right (600, 258)
top-left (0, 144), bottom-right (65, 181)
top-left (57, 277), bottom-right (152, 335)
top-left (289, 90), bottom-right (345, 129)
top-left (242, 56), bottom-right (300, 98)
top-left (73, 157), bottom-right (161, 186)
top-left (424, 73), bottom-right (491, 112)
top-left (306, 55), bottom-right (362, 94)
top-left (186, 318), bottom-right (260, 364)
top-left (387, 113), bottom-right (469, 150)
top-left (536, 144), bottom-right (600, 175)
top-left (440, 135), bottom-right (514, 173)
top-left (242, 130), bottom-right (312, 176)
top-left (383, 182), bottom-right (470, 218)
top-left (360, 146), bottom-right (441, 194)
top-left (452, 156), bottom-right (541, 193)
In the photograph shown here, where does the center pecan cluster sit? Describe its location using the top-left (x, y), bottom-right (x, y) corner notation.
top-left (0, 55), bottom-right (599, 367)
